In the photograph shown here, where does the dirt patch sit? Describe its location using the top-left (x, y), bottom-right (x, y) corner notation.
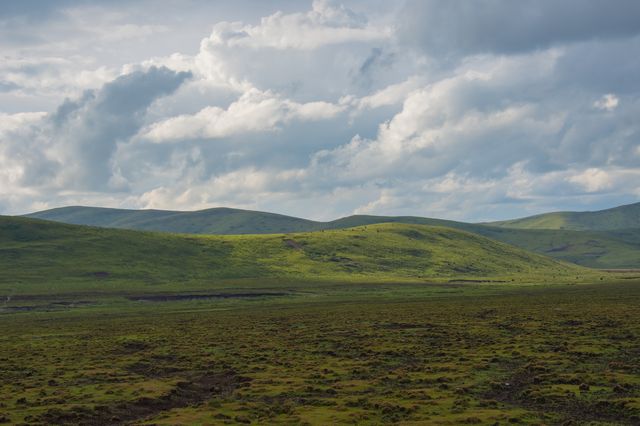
top-left (125, 361), bottom-right (181, 377)
top-left (0, 301), bottom-right (94, 313)
top-left (36, 371), bottom-right (250, 425)
top-left (283, 238), bottom-right (303, 250)
top-left (127, 292), bottom-right (289, 302)
top-left (483, 363), bottom-right (640, 424)
top-left (546, 245), bottom-right (570, 253)
top-left (91, 271), bottom-right (110, 278)
top-left (0, 306), bottom-right (38, 312)
top-left (395, 229), bottom-right (427, 240)
top-left (376, 322), bottom-right (439, 330)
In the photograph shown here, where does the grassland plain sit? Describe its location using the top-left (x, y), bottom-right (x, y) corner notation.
top-left (2, 216), bottom-right (640, 424)
top-left (1, 280), bottom-right (640, 425)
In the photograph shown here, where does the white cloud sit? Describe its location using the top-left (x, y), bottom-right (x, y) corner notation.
top-left (0, 112), bottom-right (48, 188)
top-left (142, 88), bottom-right (345, 142)
top-left (1, 1), bottom-right (640, 220)
top-left (189, 1), bottom-right (396, 97)
top-left (137, 166), bottom-right (308, 212)
top-left (568, 168), bottom-right (614, 193)
top-left (205, 0), bottom-right (390, 51)
top-left (0, 111), bottom-right (47, 135)
top-left (309, 52), bottom-right (567, 183)
top-left (593, 93), bottom-right (619, 111)
top-left (349, 76), bottom-right (423, 112)
top-left (0, 56), bottom-right (117, 100)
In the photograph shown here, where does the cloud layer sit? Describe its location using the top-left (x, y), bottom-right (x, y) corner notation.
top-left (1, 0), bottom-right (639, 220)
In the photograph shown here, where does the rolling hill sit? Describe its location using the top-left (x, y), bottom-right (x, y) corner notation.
top-left (24, 205), bottom-right (640, 269)
top-left (0, 216), bottom-right (587, 295)
top-left (25, 206), bottom-right (323, 234)
top-left (489, 201), bottom-right (640, 231)
top-left (26, 206), bottom-right (469, 234)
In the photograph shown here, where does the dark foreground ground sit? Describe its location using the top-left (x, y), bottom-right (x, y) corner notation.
top-left (1, 279), bottom-right (640, 425)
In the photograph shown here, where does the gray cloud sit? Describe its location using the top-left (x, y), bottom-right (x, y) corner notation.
top-left (1, 1), bottom-right (639, 220)
top-left (0, 81), bottom-right (19, 92)
top-left (6, 67), bottom-right (191, 193)
top-left (400, 0), bottom-right (640, 57)
top-left (53, 66), bottom-right (191, 190)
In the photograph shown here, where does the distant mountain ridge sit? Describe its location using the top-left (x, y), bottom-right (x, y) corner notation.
top-left (489, 202), bottom-right (640, 231)
top-left (23, 202), bottom-right (640, 269)
top-left (26, 206), bottom-right (480, 235)
top-left (27, 202), bottom-right (640, 234)
top-left (26, 206), bottom-right (322, 234)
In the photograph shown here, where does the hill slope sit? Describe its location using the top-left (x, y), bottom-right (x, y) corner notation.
top-left (24, 205), bottom-right (640, 269)
top-left (469, 226), bottom-right (640, 270)
top-left (0, 216), bottom-right (586, 295)
top-left (26, 207), bottom-right (471, 234)
top-left (25, 206), bottom-right (323, 234)
top-left (489, 201), bottom-right (640, 231)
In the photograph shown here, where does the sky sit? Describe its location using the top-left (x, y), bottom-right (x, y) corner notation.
top-left (1, 0), bottom-right (639, 221)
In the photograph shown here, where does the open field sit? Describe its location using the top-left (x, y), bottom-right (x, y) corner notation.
top-left (5, 1), bottom-right (640, 424)
top-left (2, 278), bottom-right (640, 425)
top-left (2, 215), bottom-right (639, 424)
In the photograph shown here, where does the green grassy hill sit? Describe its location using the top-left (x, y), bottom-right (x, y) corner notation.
top-left (25, 206), bottom-right (323, 234)
top-left (24, 205), bottom-right (640, 269)
top-left (326, 216), bottom-right (640, 269)
top-left (470, 226), bottom-right (640, 269)
top-left (489, 201), bottom-right (640, 231)
top-left (0, 216), bottom-right (587, 296)
top-left (26, 207), bottom-right (470, 234)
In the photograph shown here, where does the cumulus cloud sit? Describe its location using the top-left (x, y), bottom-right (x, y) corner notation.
top-left (49, 67), bottom-right (191, 189)
top-left (348, 76), bottom-right (423, 113)
top-left (204, 0), bottom-right (388, 51)
top-left (1, 1), bottom-right (639, 219)
top-left (142, 88), bottom-right (344, 142)
top-left (0, 112), bottom-right (50, 188)
top-left (0, 67), bottom-right (190, 198)
top-left (309, 52), bottom-right (566, 183)
top-left (189, 0), bottom-right (396, 100)
top-left (0, 56), bottom-right (115, 98)
top-left (568, 168), bottom-right (613, 192)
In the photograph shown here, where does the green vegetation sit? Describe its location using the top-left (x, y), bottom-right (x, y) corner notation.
top-left (466, 226), bottom-right (640, 270)
top-left (2, 214), bottom-right (639, 424)
top-left (328, 216), bottom-right (640, 270)
top-left (25, 206), bottom-right (323, 234)
top-left (490, 201), bottom-right (640, 231)
top-left (2, 278), bottom-right (640, 424)
top-left (24, 203), bottom-right (640, 268)
top-left (0, 216), bottom-right (587, 297)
